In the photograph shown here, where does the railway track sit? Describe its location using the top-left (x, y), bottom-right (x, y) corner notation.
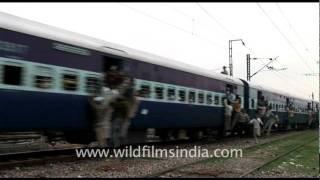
top-left (142, 131), bottom-right (310, 178)
top-left (239, 137), bottom-right (317, 177)
top-left (0, 134), bottom-right (240, 170)
top-left (0, 130), bottom-right (303, 172)
top-left (0, 148), bottom-right (83, 170)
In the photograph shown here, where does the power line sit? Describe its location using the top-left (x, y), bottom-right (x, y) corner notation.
top-left (196, 3), bottom-right (236, 38)
top-left (253, 58), bottom-right (314, 97)
top-left (118, 3), bottom-right (225, 49)
top-left (163, 3), bottom-right (233, 41)
top-left (257, 3), bottom-right (316, 74)
top-left (276, 3), bottom-right (318, 63)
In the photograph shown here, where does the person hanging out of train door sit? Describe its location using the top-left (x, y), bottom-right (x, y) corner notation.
top-left (257, 96), bottom-right (267, 119)
top-left (223, 98), bottom-right (233, 137)
top-left (88, 69), bottom-right (120, 147)
top-left (231, 95), bottom-right (241, 132)
top-left (109, 74), bottom-right (139, 147)
top-left (118, 76), bottom-right (140, 145)
top-left (237, 109), bottom-right (250, 136)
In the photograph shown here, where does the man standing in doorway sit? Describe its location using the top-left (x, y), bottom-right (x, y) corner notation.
top-left (221, 66), bottom-right (229, 75)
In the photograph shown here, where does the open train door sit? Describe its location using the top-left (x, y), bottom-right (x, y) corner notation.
top-left (239, 79), bottom-right (249, 111)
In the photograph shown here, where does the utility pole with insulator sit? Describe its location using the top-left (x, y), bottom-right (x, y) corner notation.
top-left (247, 54), bottom-right (251, 81)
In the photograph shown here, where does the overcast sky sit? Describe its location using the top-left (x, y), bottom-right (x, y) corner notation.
top-left (0, 3), bottom-right (318, 100)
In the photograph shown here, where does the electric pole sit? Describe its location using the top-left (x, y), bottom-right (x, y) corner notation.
top-left (246, 54), bottom-right (285, 81)
top-left (229, 39), bottom-right (245, 77)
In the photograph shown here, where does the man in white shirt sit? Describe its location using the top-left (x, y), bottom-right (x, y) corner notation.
top-left (223, 98), bottom-right (233, 136)
top-left (89, 83), bottom-right (120, 147)
top-left (249, 113), bottom-right (264, 143)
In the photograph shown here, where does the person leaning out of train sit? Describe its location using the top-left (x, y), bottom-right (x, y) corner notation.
top-left (88, 78), bottom-right (120, 147)
top-left (223, 98), bottom-right (233, 137)
top-left (118, 76), bottom-right (140, 145)
top-left (109, 75), bottom-right (139, 147)
top-left (231, 95), bottom-right (241, 132)
top-left (257, 96), bottom-right (267, 118)
top-left (226, 88), bottom-right (236, 104)
top-left (237, 109), bottom-right (250, 136)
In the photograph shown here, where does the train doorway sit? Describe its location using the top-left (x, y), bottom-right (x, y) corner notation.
top-left (103, 55), bottom-right (124, 72)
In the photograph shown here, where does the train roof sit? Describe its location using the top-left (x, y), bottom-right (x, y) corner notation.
top-left (248, 81), bottom-right (313, 102)
top-left (0, 12), bottom-right (316, 102)
top-left (0, 12), bottom-right (244, 86)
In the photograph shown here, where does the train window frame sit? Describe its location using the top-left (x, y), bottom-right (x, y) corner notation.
top-left (33, 66), bottom-right (54, 90)
top-left (167, 86), bottom-right (176, 101)
top-left (178, 89), bottom-right (186, 102)
top-left (2, 61), bottom-right (24, 86)
top-left (188, 90), bottom-right (196, 103)
top-left (85, 74), bottom-right (101, 94)
top-left (154, 85), bottom-right (164, 100)
top-left (61, 70), bottom-right (79, 91)
top-left (214, 94), bottom-right (220, 105)
top-left (206, 93), bottom-right (213, 105)
top-left (139, 82), bottom-right (151, 98)
top-left (198, 91), bottom-right (204, 104)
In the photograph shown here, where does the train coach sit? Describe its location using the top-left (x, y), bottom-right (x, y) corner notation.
top-left (0, 12), bottom-right (318, 144)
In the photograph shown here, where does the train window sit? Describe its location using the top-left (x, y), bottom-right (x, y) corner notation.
top-left (276, 104), bottom-right (278, 111)
top-left (62, 74), bottom-right (78, 91)
top-left (251, 99), bottom-right (255, 108)
top-left (3, 65), bottom-right (22, 85)
top-left (139, 84), bottom-right (151, 98)
top-left (155, 86), bottom-right (164, 99)
top-left (188, 91), bottom-right (195, 103)
top-left (198, 92), bottom-right (204, 104)
top-left (167, 88), bottom-right (176, 101)
top-left (86, 76), bottom-right (100, 94)
top-left (214, 95), bottom-right (220, 105)
top-left (178, 90), bottom-right (186, 102)
top-left (206, 93), bottom-right (213, 105)
top-left (34, 66), bottom-right (53, 89)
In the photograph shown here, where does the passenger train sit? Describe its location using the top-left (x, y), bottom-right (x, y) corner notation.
top-left (0, 12), bottom-right (318, 144)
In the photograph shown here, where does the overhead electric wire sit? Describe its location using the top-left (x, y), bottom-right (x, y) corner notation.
top-left (255, 59), bottom-right (314, 97)
top-left (276, 3), bottom-right (318, 63)
top-left (257, 3), bottom-right (316, 74)
top-left (196, 3), bottom-right (236, 38)
top-left (119, 3), bottom-right (225, 49)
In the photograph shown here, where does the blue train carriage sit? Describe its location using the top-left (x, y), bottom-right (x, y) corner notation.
top-left (129, 55), bottom-right (246, 140)
top-left (0, 12), bottom-right (113, 143)
top-left (249, 82), bottom-right (312, 130)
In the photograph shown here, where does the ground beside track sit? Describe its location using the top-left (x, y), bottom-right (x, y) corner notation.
top-left (0, 130), bottom-right (316, 178)
top-left (161, 130), bottom-right (318, 178)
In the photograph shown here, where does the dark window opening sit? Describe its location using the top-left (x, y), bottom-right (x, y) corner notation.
top-left (214, 95), bottom-right (220, 105)
top-left (206, 94), bottom-right (213, 105)
top-left (189, 91), bottom-right (195, 103)
top-left (155, 87), bottom-right (164, 99)
top-left (251, 99), bottom-right (255, 108)
top-left (86, 77), bottom-right (100, 94)
top-left (34, 76), bottom-right (52, 89)
top-left (178, 90), bottom-right (186, 102)
top-left (63, 74), bottom-right (78, 91)
top-left (139, 84), bottom-right (150, 98)
top-left (198, 93), bottom-right (204, 104)
top-left (3, 65), bottom-right (22, 85)
top-left (167, 88), bottom-right (176, 101)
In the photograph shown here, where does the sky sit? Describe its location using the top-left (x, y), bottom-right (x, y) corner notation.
top-left (0, 2), bottom-right (318, 100)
